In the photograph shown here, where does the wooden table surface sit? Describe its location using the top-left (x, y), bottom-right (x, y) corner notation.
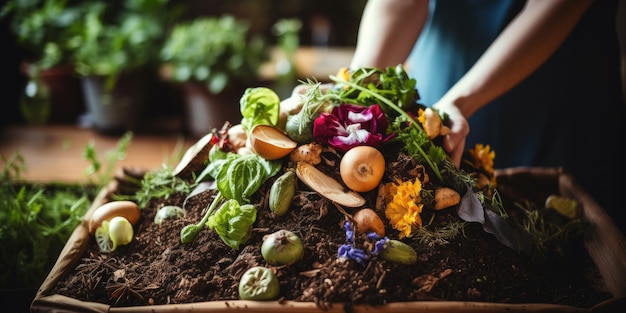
top-left (0, 124), bottom-right (195, 184)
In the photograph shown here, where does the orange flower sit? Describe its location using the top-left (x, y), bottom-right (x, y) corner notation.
top-left (468, 143), bottom-right (495, 176)
top-left (384, 178), bottom-right (424, 238)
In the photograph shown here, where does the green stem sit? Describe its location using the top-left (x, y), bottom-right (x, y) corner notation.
top-left (197, 192), bottom-right (224, 227)
top-left (329, 75), bottom-right (443, 182)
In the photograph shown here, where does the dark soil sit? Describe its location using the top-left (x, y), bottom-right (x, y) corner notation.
top-left (51, 147), bottom-right (613, 310)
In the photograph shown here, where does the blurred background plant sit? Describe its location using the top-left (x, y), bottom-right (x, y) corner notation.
top-left (160, 15), bottom-right (268, 95)
top-left (1, 0), bottom-right (368, 130)
top-left (271, 18), bottom-right (302, 98)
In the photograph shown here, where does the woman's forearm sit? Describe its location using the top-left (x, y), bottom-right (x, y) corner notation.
top-left (350, 0), bottom-right (429, 69)
top-left (437, 0), bottom-right (595, 117)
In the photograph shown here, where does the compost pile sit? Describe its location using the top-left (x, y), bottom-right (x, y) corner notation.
top-left (51, 66), bottom-right (612, 309)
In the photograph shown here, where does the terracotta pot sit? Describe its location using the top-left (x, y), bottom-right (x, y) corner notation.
top-left (181, 81), bottom-right (244, 138)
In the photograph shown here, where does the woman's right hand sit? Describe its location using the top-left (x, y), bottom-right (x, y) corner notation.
top-left (432, 101), bottom-right (470, 167)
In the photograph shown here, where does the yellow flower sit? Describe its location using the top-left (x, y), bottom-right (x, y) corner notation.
top-left (468, 143), bottom-right (495, 176)
top-left (384, 178), bottom-right (424, 238)
top-left (336, 67), bottom-right (351, 82)
top-left (416, 108), bottom-right (426, 128)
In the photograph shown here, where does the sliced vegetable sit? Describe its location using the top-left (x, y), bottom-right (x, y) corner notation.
top-left (95, 216), bottom-right (134, 253)
top-left (95, 220), bottom-right (113, 253)
top-left (261, 229), bottom-right (304, 266)
top-left (238, 266), bottom-right (280, 300)
top-left (248, 124), bottom-right (297, 160)
top-left (296, 161), bottom-right (365, 207)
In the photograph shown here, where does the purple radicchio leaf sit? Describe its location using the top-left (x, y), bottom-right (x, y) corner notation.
top-left (313, 103), bottom-right (393, 152)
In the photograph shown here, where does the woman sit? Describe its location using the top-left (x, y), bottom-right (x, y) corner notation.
top-left (286, 0), bottom-right (626, 232)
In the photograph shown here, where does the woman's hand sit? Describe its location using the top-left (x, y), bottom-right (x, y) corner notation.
top-left (432, 101), bottom-right (470, 167)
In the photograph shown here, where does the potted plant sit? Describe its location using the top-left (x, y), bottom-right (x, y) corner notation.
top-left (1, 0), bottom-right (88, 124)
top-left (159, 15), bottom-right (269, 137)
top-left (70, 0), bottom-right (177, 134)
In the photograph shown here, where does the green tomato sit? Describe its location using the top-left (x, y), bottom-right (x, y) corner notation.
top-left (261, 229), bottom-right (304, 266)
top-left (238, 266), bottom-right (280, 300)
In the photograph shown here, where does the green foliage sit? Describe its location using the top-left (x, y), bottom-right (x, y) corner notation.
top-left (83, 131), bottom-right (133, 188)
top-left (118, 165), bottom-right (193, 208)
top-left (514, 200), bottom-right (588, 263)
top-left (182, 145), bottom-right (280, 245)
top-left (72, 0), bottom-right (178, 89)
top-left (331, 66), bottom-right (420, 117)
top-left (1, 0), bottom-right (86, 69)
top-left (201, 146), bottom-right (281, 204)
top-left (160, 15), bottom-right (269, 94)
top-left (0, 153), bottom-right (95, 289)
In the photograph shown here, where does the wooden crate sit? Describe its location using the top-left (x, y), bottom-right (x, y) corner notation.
top-left (31, 167), bottom-right (626, 313)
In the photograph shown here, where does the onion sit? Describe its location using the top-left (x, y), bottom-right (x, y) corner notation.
top-left (340, 146), bottom-right (385, 192)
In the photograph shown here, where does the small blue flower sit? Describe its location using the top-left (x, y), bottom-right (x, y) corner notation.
top-left (371, 237), bottom-right (389, 255)
top-left (338, 244), bottom-right (369, 266)
top-left (367, 231), bottom-right (382, 240)
top-left (343, 221), bottom-right (355, 243)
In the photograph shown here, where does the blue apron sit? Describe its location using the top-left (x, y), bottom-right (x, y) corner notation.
top-left (406, 0), bottom-right (626, 231)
